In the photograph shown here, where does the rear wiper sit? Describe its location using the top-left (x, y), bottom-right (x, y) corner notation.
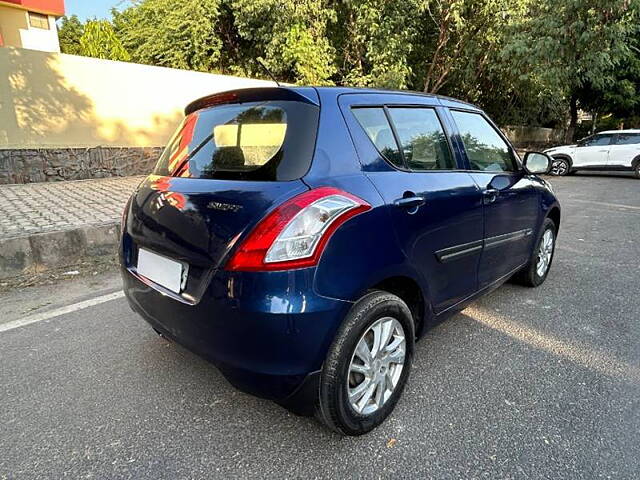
top-left (172, 133), bottom-right (214, 177)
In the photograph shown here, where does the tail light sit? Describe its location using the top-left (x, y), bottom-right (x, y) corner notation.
top-left (225, 187), bottom-right (371, 271)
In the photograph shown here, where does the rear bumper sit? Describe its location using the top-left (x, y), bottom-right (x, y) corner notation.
top-left (122, 265), bottom-right (351, 407)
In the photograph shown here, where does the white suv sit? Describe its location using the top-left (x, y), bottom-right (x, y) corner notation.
top-left (544, 129), bottom-right (640, 178)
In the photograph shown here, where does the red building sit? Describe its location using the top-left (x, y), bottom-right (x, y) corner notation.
top-left (0, 0), bottom-right (66, 52)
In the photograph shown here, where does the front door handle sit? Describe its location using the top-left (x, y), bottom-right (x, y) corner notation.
top-left (394, 195), bottom-right (426, 209)
top-left (483, 188), bottom-right (499, 204)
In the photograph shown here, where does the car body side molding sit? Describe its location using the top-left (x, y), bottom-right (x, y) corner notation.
top-left (484, 228), bottom-right (533, 250)
top-left (435, 240), bottom-right (483, 263)
top-left (435, 228), bottom-right (533, 263)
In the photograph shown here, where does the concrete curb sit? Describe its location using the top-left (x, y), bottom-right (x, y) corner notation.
top-left (0, 223), bottom-right (120, 280)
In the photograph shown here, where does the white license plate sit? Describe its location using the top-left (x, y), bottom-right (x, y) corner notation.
top-left (136, 248), bottom-right (185, 294)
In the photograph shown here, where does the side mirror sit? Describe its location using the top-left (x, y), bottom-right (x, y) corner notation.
top-left (523, 151), bottom-right (552, 174)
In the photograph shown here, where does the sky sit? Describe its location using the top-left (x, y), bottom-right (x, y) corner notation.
top-left (63, 0), bottom-right (131, 20)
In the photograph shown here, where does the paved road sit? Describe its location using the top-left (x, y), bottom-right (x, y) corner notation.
top-left (1, 173), bottom-right (639, 479)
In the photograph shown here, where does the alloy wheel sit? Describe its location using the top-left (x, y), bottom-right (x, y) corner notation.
top-left (536, 229), bottom-right (554, 277)
top-left (347, 317), bottom-right (406, 415)
top-left (550, 159), bottom-right (568, 176)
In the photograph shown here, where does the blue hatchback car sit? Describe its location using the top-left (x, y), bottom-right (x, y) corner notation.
top-left (121, 87), bottom-right (560, 435)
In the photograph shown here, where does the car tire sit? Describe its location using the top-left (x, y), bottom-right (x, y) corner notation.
top-left (634, 162), bottom-right (640, 179)
top-left (318, 291), bottom-right (415, 436)
top-left (550, 157), bottom-right (570, 176)
top-left (513, 218), bottom-right (557, 287)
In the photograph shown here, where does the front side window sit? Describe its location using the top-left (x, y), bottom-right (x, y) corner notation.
top-left (579, 134), bottom-right (613, 147)
top-left (613, 133), bottom-right (640, 145)
top-left (387, 108), bottom-right (454, 170)
top-left (153, 100), bottom-right (319, 181)
top-left (451, 110), bottom-right (516, 172)
top-left (352, 108), bottom-right (403, 168)
top-left (29, 12), bottom-right (50, 30)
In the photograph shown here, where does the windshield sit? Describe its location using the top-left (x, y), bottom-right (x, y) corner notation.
top-left (577, 135), bottom-right (592, 146)
top-left (153, 100), bottom-right (319, 181)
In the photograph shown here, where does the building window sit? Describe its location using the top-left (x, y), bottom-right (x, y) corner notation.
top-left (28, 12), bottom-right (50, 30)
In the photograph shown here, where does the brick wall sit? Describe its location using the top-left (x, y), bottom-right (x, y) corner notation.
top-left (0, 146), bottom-right (162, 184)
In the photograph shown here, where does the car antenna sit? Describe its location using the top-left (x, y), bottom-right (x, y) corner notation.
top-left (257, 58), bottom-right (281, 87)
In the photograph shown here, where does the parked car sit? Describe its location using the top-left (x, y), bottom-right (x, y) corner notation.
top-left (120, 87), bottom-right (561, 435)
top-left (545, 129), bottom-right (640, 178)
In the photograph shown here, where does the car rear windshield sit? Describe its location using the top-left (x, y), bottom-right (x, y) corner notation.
top-left (153, 100), bottom-right (319, 181)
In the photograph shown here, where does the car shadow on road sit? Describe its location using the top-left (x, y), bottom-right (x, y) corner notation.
top-left (133, 329), bottom-right (341, 437)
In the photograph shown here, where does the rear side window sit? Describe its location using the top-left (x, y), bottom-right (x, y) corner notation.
top-left (451, 110), bottom-right (516, 172)
top-left (613, 133), bottom-right (640, 145)
top-left (352, 106), bottom-right (454, 171)
top-left (154, 100), bottom-right (319, 181)
top-left (351, 108), bottom-right (404, 168)
top-left (387, 108), bottom-right (454, 170)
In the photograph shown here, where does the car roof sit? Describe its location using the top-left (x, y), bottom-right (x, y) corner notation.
top-left (310, 86), bottom-right (478, 109)
top-left (315, 87), bottom-right (477, 104)
top-left (598, 129), bottom-right (640, 134)
top-left (186, 86), bottom-right (480, 114)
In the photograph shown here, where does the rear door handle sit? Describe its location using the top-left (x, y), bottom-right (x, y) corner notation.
top-left (483, 188), bottom-right (499, 204)
top-left (394, 196), bottom-right (426, 209)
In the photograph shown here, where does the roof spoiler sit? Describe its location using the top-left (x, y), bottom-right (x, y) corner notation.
top-left (184, 87), bottom-right (319, 115)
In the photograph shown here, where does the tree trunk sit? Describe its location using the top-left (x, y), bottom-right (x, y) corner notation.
top-left (565, 94), bottom-right (578, 143)
top-left (590, 111), bottom-right (598, 135)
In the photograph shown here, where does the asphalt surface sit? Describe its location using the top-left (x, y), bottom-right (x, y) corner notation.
top-left (1, 172), bottom-right (639, 479)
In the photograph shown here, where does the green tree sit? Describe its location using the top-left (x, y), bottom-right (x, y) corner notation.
top-left (79, 20), bottom-right (131, 61)
top-left (507, 0), bottom-right (639, 140)
top-left (57, 14), bottom-right (85, 55)
top-left (329, 0), bottom-right (419, 89)
top-left (577, 29), bottom-right (640, 131)
top-left (112, 0), bottom-right (336, 84)
top-left (113, 0), bottom-right (223, 72)
top-left (231, 0), bottom-right (336, 84)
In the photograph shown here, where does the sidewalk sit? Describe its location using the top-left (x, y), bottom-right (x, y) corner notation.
top-left (1, 176), bottom-right (144, 279)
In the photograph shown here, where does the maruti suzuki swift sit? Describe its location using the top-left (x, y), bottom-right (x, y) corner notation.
top-left (120, 87), bottom-right (560, 435)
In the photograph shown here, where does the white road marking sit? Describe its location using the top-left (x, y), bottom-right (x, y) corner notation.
top-left (0, 291), bottom-right (125, 333)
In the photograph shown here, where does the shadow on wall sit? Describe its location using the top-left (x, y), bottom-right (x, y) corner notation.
top-left (0, 47), bottom-right (183, 148)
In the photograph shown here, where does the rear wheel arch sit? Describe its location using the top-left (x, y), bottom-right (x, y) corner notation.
top-left (318, 290), bottom-right (415, 435)
top-left (369, 276), bottom-right (427, 337)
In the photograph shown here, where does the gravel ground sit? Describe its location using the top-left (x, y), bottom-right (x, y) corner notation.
top-left (1, 172), bottom-right (638, 479)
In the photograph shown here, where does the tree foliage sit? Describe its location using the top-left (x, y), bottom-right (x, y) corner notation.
top-left (331, 0), bottom-right (419, 89)
top-left (56, 0), bottom-right (640, 134)
top-left (506, 0), bottom-right (639, 138)
top-left (58, 15), bottom-right (85, 56)
top-left (112, 0), bottom-right (222, 72)
top-left (231, 0), bottom-right (336, 84)
top-left (78, 20), bottom-right (130, 61)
